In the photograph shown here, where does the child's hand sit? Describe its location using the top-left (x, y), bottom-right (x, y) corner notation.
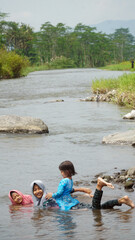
top-left (84, 188), bottom-right (92, 194)
top-left (46, 193), bottom-right (53, 200)
top-left (82, 188), bottom-right (93, 198)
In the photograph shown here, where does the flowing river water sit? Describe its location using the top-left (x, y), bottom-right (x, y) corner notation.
top-left (0, 69), bottom-right (135, 240)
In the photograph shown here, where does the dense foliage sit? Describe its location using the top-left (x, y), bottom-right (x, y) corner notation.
top-left (0, 49), bottom-right (29, 79)
top-left (1, 11), bottom-right (135, 71)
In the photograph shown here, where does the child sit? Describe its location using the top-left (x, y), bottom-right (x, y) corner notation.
top-left (31, 180), bottom-right (59, 208)
top-left (91, 177), bottom-right (135, 209)
top-left (45, 160), bottom-right (92, 210)
top-left (46, 161), bottom-right (135, 210)
top-left (9, 190), bottom-right (33, 205)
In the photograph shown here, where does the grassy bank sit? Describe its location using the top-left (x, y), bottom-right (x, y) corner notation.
top-left (22, 64), bottom-right (50, 76)
top-left (92, 73), bottom-right (135, 108)
top-left (22, 56), bottom-right (76, 76)
top-left (23, 60), bottom-right (135, 76)
top-left (101, 61), bottom-right (134, 71)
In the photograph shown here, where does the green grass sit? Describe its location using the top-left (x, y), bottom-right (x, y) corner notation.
top-left (101, 61), bottom-right (135, 71)
top-left (92, 73), bottom-right (135, 108)
top-left (22, 64), bottom-right (50, 76)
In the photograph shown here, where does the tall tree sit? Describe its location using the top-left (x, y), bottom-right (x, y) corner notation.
top-left (111, 28), bottom-right (135, 62)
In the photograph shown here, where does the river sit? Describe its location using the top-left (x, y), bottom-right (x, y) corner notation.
top-left (0, 69), bottom-right (135, 240)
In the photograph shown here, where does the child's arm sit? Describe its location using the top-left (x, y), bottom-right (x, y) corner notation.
top-left (46, 179), bottom-right (67, 200)
top-left (72, 187), bottom-right (93, 197)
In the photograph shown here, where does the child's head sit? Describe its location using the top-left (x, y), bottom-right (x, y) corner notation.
top-left (9, 191), bottom-right (23, 204)
top-left (31, 180), bottom-right (47, 206)
top-left (33, 183), bottom-right (43, 199)
top-left (59, 160), bottom-right (77, 178)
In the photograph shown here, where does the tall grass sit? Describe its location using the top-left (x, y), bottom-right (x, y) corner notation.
top-left (92, 77), bottom-right (119, 94)
top-left (92, 73), bottom-right (135, 108)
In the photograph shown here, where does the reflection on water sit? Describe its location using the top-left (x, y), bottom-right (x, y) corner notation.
top-left (54, 211), bottom-right (77, 238)
top-left (31, 208), bottom-right (77, 239)
top-left (0, 69), bottom-right (135, 240)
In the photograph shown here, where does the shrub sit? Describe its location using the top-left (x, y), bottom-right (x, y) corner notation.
top-left (0, 49), bottom-right (29, 79)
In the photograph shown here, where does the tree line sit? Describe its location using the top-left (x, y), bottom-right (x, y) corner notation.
top-left (0, 11), bottom-right (135, 68)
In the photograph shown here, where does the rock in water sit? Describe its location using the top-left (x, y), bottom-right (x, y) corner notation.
top-left (0, 115), bottom-right (49, 134)
top-left (102, 130), bottom-right (135, 145)
top-left (127, 167), bottom-right (135, 176)
top-left (123, 110), bottom-right (135, 119)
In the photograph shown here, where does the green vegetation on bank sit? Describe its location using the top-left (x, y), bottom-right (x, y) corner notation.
top-left (22, 56), bottom-right (76, 76)
top-left (0, 49), bottom-right (29, 79)
top-left (101, 61), bottom-right (134, 71)
top-left (92, 73), bottom-right (135, 108)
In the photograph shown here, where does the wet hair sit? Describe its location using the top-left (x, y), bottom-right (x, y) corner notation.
top-left (59, 160), bottom-right (77, 176)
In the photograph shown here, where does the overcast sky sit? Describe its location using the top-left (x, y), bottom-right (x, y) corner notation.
top-left (0, 0), bottom-right (135, 31)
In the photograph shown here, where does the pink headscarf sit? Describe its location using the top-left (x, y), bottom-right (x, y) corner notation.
top-left (9, 190), bottom-right (33, 205)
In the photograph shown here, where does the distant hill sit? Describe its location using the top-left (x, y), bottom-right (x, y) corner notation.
top-left (93, 20), bottom-right (135, 36)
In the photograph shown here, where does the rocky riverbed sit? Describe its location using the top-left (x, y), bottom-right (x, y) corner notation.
top-left (91, 167), bottom-right (135, 191)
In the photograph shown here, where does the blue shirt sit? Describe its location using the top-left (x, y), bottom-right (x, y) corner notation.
top-left (52, 178), bottom-right (79, 210)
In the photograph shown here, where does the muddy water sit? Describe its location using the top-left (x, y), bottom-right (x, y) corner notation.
top-left (0, 69), bottom-right (135, 240)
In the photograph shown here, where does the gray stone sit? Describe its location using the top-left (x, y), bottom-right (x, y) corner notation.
top-left (0, 115), bottom-right (49, 134)
top-left (127, 167), bottom-right (135, 176)
top-left (102, 130), bottom-right (135, 145)
top-left (124, 181), bottom-right (134, 189)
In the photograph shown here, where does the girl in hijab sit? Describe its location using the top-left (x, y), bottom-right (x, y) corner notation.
top-left (9, 190), bottom-right (33, 205)
top-left (31, 180), bottom-right (59, 208)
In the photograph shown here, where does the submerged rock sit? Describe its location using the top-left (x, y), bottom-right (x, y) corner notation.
top-left (44, 99), bottom-right (64, 103)
top-left (0, 115), bottom-right (49, 134)
top-left (102, 130), bottom-right (135, 146)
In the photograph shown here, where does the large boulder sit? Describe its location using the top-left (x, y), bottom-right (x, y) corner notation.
top-left (102, 130), bottom-right (135, 145)
top-left (0, 115), bottom-right (49, 134)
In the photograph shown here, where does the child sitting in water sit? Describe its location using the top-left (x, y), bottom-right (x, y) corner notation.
top-left (46, 161), bottom-right (135, 210)
top-left (31, 180), bottom-right (59, 208)
top-left (9, 190), bottom-right (33, 205)
top-left (46, 160), bottom-right (90, 210)
top-left (31, 179), bottom-right (92, 209)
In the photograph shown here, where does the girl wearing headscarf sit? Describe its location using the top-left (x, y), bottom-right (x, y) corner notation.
top-left (9, 190), bottom-right (33, 205)
top-left (31, 180), bottom-right (58, 208)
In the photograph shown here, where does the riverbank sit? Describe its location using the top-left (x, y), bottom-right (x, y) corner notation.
top-left (100, 61), bottom-right (134, 71)
top-left (23, 61), bottom-right (135, 76)
top-left (92, 72), bottom-right (135, 108)
top-left (22, 56), bottom-right (76, 76)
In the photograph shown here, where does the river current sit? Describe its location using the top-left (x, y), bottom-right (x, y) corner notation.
top-left (0, 69), bottom-right (135, 240)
